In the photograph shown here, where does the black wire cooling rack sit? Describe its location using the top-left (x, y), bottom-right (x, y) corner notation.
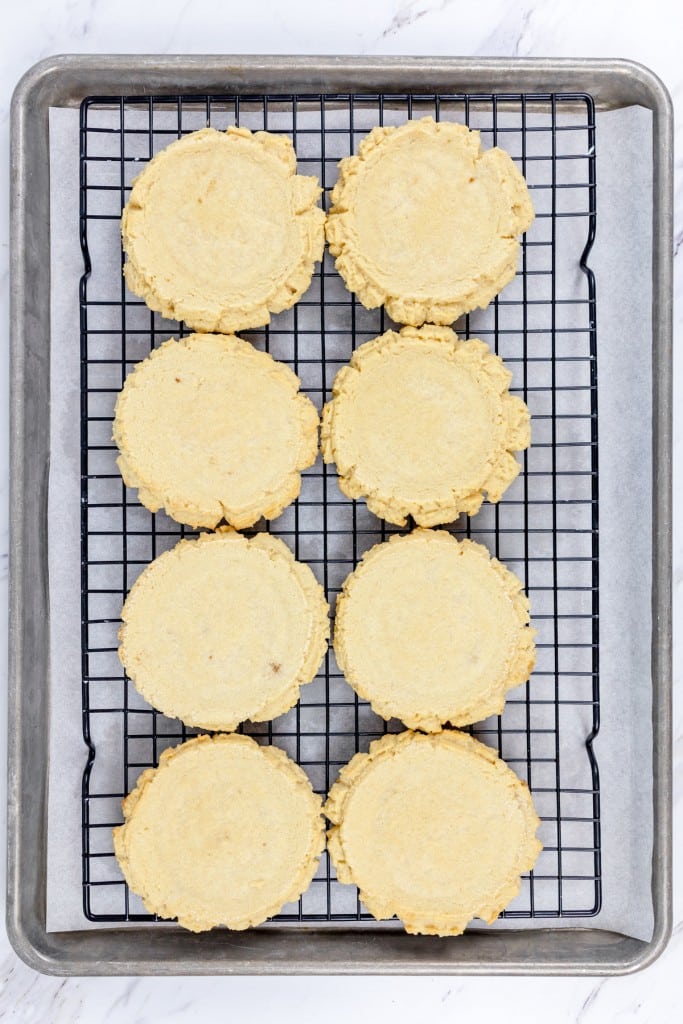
top-left (79, 91), bottom-right (601, 924)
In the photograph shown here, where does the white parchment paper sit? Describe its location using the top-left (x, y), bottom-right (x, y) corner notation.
top-left (46, 104), bottom-right (654, 939)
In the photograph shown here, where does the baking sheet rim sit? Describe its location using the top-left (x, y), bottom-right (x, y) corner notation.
top-left (7, 54), bottom-right (673, 976)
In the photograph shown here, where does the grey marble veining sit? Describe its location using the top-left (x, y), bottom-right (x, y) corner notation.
top-left (1, 0), bottom-right (680, 1020)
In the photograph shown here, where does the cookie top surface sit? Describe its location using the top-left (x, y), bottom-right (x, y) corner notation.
top-left (321, 325), bottom-right (530, 526)
top-left (122, 127), bottom-right (325, 333)
top-left (119, 531), bottom-right (329, 731)
top-left (113, 333), bottom-right (319, 529)
top-left (114, 734), bottom-right (325, 932)
top-left (334, 529), bottom-right (535, 729)
top-left (326, 118), bottom-right (534, 326)
top-left (325, 730), bottom-right (542, 936)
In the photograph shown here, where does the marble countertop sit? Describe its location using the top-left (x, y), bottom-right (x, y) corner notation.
top-left (1, 1), bottom-right (680, 1020)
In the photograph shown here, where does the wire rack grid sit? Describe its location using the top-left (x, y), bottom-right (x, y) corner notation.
top-left (79, 89), bottom-right (601, 925)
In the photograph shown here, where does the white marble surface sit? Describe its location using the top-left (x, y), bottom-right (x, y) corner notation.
top-left (1, 0), bottom-right (680, 1019)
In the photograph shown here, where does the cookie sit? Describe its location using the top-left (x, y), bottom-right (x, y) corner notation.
top-left (119, 530), bottom-right (329, 730)
top-left (113, 333), bottom-right (319, 529)
top-left (321, 325), bottom-right (530, 526)
top-left (326, 117), bottom-right (534, 326)
top-left (325, 730), bottom-right (542, 936)
top-left (114, 734), bottom-right (325, 932)
top-left (122, 126), bottom-right (325, 333)
top-left (334, 529), bottom-right (535, 730)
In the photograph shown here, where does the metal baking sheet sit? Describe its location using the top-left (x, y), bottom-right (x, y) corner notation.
top-left (8, 56), bottom-right (673, 975)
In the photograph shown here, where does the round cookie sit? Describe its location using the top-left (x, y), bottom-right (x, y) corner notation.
top-left (122, 126), bottom-right (325, 333)
top-left (119, 530), bottom-right (329, 731)
top-left (113, 333), bottom-right (319, 529)
top-left (326, 117), bottom-right (534, 326)
top-left (325, 730), bottom-right (542, 936)
top-left (334, 529), bottom-right (535, 730)
top-left (114, 734), bottom-right (325, 932)
top-left (321, 325), bottom-right (530, 526)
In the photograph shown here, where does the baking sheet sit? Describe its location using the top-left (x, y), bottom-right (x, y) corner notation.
top-left (46, 103), bottom-right (654, 940)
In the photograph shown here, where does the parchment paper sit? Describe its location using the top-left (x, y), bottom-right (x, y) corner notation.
top-left (46, 104), bottom-right (654, 939)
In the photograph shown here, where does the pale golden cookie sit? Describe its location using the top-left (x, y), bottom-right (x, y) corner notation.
top-left (325, 730), bottom-right (542, 936)
top-left (335, 529), bottom-right (535, 729)
top-left (119, 531), bottom-right (329, 730)
top-left (326, 117), bottom-right (534, 326)
top-left (321, 325), bottom-right (530, 526)
top-left (113, 333), bottom-right (319, 529)
top-left (122, 126), bottom-right (325, 333)
top-left (114, 734), bottom-right (325, 932)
